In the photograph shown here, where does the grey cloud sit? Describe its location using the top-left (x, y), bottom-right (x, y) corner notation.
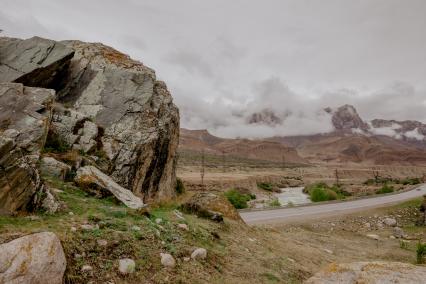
top-left (1, 0), bottom-right (426, 138)
top-left (165, 50), bottom-right (213, 77)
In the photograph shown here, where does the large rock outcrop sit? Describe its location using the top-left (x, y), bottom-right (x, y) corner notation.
top-left (1, 36), bottom-right (180, 204)
top-left (56, 40), bottom-right (179, 202)
top-left (306, 261), bottom-right (426, 284)
top-left (0, 232), bottom-right (66, 284)
top-left (0, 83), bottom-right (54, 214)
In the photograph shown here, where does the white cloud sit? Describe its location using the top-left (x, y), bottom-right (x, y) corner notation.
top-left (405, 128), bottom-right (425, 140)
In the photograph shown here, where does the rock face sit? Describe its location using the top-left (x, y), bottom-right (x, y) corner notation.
top-left (306, 261), bottom-right (426, 284)
top-left (56, 40), bottom-right (179, 202)
top-left (0, 36), bottom-right (74, 89)
top-left (75, 165), bottom-right (145, 209)
top-left (1, 35), bottom-right (180, 205)
top-left (0, 83), bottom-right (54, 214)
top-left (0, 232), bottom-right (67, 284)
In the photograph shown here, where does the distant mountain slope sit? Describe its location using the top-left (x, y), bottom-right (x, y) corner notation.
top-left (179, 128), bottom-right (306, 164)
top-left (181, 104), bottom-right (426, 166)
top-left (271, 105), bottom-right (426, 165)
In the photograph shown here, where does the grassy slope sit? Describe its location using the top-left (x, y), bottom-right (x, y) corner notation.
top-left (1, 176), bottom-right (425, 283)
top-left (0, 177), bottom-right (306, 283)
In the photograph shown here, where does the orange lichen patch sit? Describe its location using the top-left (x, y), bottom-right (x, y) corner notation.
top-left (325, 263), bottom-right (339, 273)
top-left (18, 241), bottom-right (33, 274)
top-left (75, 175), bottom-right (97, 187)
top-left (100, 46), bottom-right (145, 69)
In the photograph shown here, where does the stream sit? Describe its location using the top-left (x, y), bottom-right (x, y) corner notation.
top-left (274, 187), bottom-right (311, 206)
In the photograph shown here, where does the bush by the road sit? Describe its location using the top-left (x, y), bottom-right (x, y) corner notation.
top-left (305, 182), bottom-right (348, 202)
top-left (376, 184), bottom-right (394, 194)
top-left (225, 189), bottom-right (255, 209)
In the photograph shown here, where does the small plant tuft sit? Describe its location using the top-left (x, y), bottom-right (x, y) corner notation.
top-left (417, 242), bottom-right (426, 264)
top-left (269, 198), bottom-right (281, 207)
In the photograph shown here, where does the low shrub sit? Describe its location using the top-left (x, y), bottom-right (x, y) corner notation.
top-left (417, 242), bottom-right (426, 264)
top-left (269, 198), bottom-right (281, 207)
top-left (376, 184), bottom-right (394, 194)
top-left (224, 189), bottom-right (254, 209)
top-left (401, 177), bottom-right (421, 185)
top-left (175, 178), bottom-right (185, 195)
top-left (43, 131), bottom-right (70, 153)
top-left (257, 182), bottom-right (274, 191)
top-left (305, 182), bottom-right (347, 202)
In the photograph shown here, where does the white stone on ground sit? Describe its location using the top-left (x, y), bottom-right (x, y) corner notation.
top-left (118, 258), bottom-right (135, 274)
top-left (160, 253), bottom-right (176, 268)
top-left (177, 223), bottom-right (189, 231)
top-left (191, 248), bottom-right (207, 260)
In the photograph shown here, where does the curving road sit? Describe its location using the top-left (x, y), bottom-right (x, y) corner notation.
top-left (240, 185), bottom-right (426, 225)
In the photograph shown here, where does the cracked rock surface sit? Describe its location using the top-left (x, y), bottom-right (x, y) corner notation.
top-left (57, 40), bottom-right (179, 202)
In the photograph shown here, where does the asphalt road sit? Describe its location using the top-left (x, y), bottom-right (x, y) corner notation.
top-left (240, 185), bottom-right (426, 225)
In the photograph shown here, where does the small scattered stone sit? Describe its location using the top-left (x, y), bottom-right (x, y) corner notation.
top-left (155, 218), bottom-right (163, 224)
top-left (191, 248), bottom-right (207, 260)
top-left (384, 218), bottom-right (397, 227)
top-left (97, 239), bottom-right (108, 246)
top-left (118, 258), bottom-right (135, 274)
top-left (366, 234), bottom-right (380, 240)
top-left (174, 210), bottom-right (185, 220)
top-left (69, 212), bottom-right (74, 216)
top-left (393, 227), bottom-right (406, 239)
top-left (160, 253), bottom-right (176, 268)
top-left (131, 225), bottom-right (141, 231)
top-left (183, 257), bottom-right (190, 262)
top-left (177, 223), bottom-right (189, 231)
top-left (70, 227), bottom-right (77, 232)
top-left (26, 215), bottom-right (41, 221)
top-left (322, 248), bottom-right (333, 254)
top-left (81, 265), bottom-right (93, 272)
top-left (81, 224), bottom-right (95, 231)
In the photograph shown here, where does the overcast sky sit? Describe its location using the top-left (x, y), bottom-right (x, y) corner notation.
top-left (2, 0), bottom-right (426, 137)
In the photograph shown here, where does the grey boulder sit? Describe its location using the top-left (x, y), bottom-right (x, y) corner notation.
top-left (40, 156), bottom-right (71, 180)
top-left (0, 232), bottom-right (67, 284)
top-left (75, 165), bottom-right (145, 209)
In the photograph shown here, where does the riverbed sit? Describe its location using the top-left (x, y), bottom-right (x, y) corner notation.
top-left (275, 187), bottom-right (311, 206)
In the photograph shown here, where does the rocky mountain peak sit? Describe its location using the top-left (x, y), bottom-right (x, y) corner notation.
top-left (247, 108), bottom-right (283, 126)
top-left (329, 104), bottom-right (369, 131)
